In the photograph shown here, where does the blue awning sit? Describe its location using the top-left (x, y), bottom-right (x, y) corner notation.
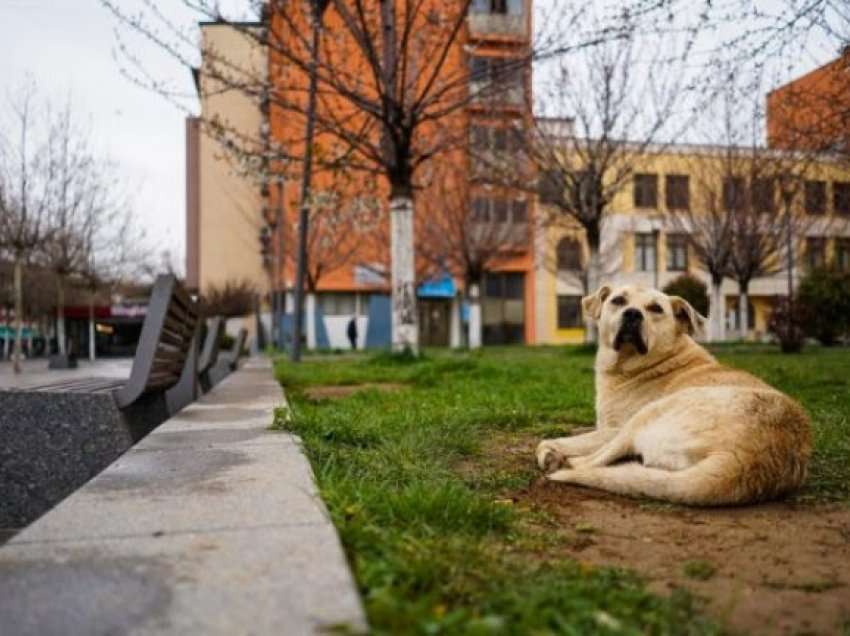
top-left (417, 273), bottom-right (456, 299)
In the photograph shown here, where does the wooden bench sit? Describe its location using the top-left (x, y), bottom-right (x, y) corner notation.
top-left (0, 274), bottom-right (200, 530)
top-left (198, 316), bottom-right (224, 393)
top-left (208, 327), bottom-right (247, 387)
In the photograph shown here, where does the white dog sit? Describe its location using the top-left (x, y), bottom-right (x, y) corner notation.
top-left (536, 285), bottom-right (811, 505)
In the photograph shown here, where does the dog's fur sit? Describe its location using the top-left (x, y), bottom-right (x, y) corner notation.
top-left (536, 285), bottom-right (811, 505)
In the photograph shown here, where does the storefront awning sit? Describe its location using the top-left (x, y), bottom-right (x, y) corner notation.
top-left (417, 274), bottom-right (456, 299)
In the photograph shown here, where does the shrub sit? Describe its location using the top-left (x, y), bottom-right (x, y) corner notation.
top-left (767, 297), bottom-right (807, 353)
top-left (796, 267), bottom-right (850, 346)
top-left (662, 274), bottom-right (709, 317)
top-left (202, 279), bottom-right (258, 318)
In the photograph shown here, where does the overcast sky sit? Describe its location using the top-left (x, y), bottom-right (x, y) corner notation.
top-left (0, 0), bottom-right (840, 274)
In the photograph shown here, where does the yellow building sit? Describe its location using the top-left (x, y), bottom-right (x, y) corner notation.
top-left (535, 142), bottom-right (850, 344)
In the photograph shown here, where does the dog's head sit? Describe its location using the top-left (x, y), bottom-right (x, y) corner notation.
top-left (582, 284), bottom-right (706, 358)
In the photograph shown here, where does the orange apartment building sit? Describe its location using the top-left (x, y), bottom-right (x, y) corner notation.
top-left (767, 46), bottom-right (850, 152)
top-left (262, 0), bottom-right (536, 348)
top-left (187, 2), bottom-right (537, 349)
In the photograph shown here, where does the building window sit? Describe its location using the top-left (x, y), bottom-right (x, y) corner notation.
top-left (805, 180), bottom-right (826, 215)
top-left (470, 124), bottom-right (523, 153)
top-left (320, 292), bottom-right (359, 316)
top-left (666, 234), bottom-right (688, 271)
top-left (482, 272), bottom-right (525, 345)
top-left (471, 197), bottom-right (527, 224)
top-left (665, 174), bottom-right (689, 210)
top-left (723, 176), bottom-right (746, 210)
top-left (539, 169), bottom-right (564, 205)
top-left (806, 237), bottom-right (826, 269)
top-left (471, 197), bottom-right (490, 222)
top-left (512, 200), bottom-right (528, 223)
top-left (556, 237), bottom-right (582, 270)
top-left (836, 239), bottom-right (850, 271)
top-left (834, 182), bottom-right (850, 215)
top-left (471, 0), bottom-right (523, 14)
top-left (635, 232), bottom-right (657, 272)
top-left (469, 55), bottom-right (524, 101)
top-left (557, 295), bottom-right (583, 328)
top-left (633, 174), bottom-right (658, 208)
top-left (751, 177), bottom-right (776, 213)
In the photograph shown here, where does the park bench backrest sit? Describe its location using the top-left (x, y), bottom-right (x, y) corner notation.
top-left (228, 328), bottom-right (248, 369)
top-left (198, 317), bottom-right (224, 374)
top-left (113, 275), bottom-right (199, 408)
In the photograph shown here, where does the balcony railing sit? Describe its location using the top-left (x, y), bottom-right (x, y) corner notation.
top-left (469, 81), bottom-right (524, 106)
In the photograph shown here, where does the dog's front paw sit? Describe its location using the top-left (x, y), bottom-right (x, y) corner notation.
top-left (536, 441), bottom-right (571, 473)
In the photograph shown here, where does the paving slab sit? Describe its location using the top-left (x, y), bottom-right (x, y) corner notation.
top-left (0, 358), bottom-right (133, 389)
top-left (0, 358), bottom-right (367, 636)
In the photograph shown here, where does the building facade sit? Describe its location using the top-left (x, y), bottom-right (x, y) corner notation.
top-left (536, 143), bottom-right (850, 343)
top-left (767, 47), bottom-right (850, 153)
top-left (264, 0), bottom-right (536, 348)
top-left (186, 21), bottom-right (268, 297)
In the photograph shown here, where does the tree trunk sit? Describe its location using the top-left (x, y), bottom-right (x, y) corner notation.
top-left (88, 292), bottom-right (96, 362)
top-left (390, 195), bottom-right (418, 353)
top-left (584, 246), bottom-right (601, 344)
top-left (708, 277), bottom-right (725, 343)
top-left (468, 282), bottom-right (482, 350)
top-left (449, 294), bottom-right (462, 348)
top-left (305, 292), bottom-right (317, 350)
top-left (12, 258), bottom-right (24, 374)
top-left (290, 0), bottom-right (323, 363)
top-left (57, 277), bottom-right (66, 355)
top-left (738, 283), bottom-right (750, 340)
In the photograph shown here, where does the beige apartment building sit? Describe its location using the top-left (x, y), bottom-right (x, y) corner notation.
top-left (185, 20), bottom-right (268, 298)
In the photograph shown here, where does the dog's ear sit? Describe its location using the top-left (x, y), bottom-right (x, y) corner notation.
top-left (669, 296), bottom-right (707, 337)
top-left (582, 285), bottom-right (612, 322)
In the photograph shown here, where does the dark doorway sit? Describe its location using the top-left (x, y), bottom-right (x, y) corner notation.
top-left (419, 299), bottom-right (450, 347)
top-left (482, 272), bottom-right (525, 344)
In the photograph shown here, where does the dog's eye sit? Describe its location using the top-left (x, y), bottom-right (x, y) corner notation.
top-left (647, 303), bottom-right (664, 314)
top-left (610, 296), bottom-right (626, 306)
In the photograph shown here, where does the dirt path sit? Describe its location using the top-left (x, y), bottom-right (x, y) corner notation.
top-left (491, 438), bottom-right (850, 635)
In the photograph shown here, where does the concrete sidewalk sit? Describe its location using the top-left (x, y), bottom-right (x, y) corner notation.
top-left (0, 358), bottom-right (367, 636)
top-left (0, 358), bottom-right (133, 389)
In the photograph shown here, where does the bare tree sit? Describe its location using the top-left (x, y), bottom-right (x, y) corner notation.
top-left (418, 157), bottom-right (529, 349)
top-left (37, 101), bottom-right (102, 358)
top-left (684, 77), bottom-right (823, 340)
top-left (0, 84), bottom-right (56, 373)
top-left (277, 185), bottom-right (385, 349)
top-left (78, 188), bottom-right (151, 362)
top-left (102, 0), bottom-right (688, 356)
top-left (523, 14), bottom-right (701, 341)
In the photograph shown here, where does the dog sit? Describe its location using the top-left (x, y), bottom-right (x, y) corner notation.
top-left (536, 285), bottom-right (811, 505)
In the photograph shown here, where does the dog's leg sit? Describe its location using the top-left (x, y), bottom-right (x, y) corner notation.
top-left (547, 456), bottom-right (732, 505)
top-left (536, 428), bottom-right (619, 472)
top-left (567, 429), bottom-right (635, 470)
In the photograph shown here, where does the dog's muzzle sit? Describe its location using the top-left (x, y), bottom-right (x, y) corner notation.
top-left (613, 309), bottom-right (648, 354)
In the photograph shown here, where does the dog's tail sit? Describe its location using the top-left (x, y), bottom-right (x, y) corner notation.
top-left (547, 455), bottom-right (749, 506)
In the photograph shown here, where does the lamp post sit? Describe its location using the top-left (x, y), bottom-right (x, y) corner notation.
top-left (275, 178), bottom-right (285, 350)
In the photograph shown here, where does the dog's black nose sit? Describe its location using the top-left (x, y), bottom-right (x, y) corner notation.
top-left (623, 308), bottom-right (643, 323)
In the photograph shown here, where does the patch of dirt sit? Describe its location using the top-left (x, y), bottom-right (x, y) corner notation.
top-left (520, 482), bottom-right (850, 635)
top-left (492, 435), bottom-right (850, 635)
top-left (302, 383), bottom-right (406, 401)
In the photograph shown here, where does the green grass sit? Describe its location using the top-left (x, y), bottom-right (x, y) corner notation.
top-left (275, 345), bottom-right (850, 635)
